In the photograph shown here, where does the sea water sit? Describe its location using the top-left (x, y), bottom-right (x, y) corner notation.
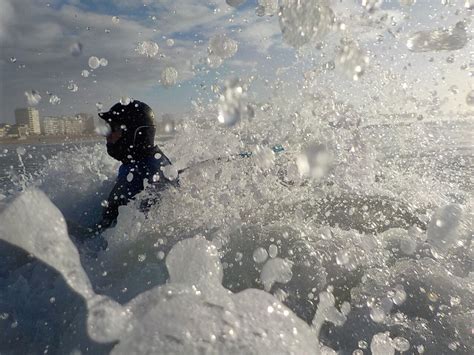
top-left (0, 111), bottom-right (472, 354)
top-left (1, 1), bottom-right (473, 354)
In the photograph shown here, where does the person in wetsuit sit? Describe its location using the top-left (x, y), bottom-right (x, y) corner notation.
top-left (97, 100), bottom-right (176, 231)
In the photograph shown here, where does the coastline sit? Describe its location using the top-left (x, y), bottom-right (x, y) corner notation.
top-left (0, 135), bottom-right (103, 146)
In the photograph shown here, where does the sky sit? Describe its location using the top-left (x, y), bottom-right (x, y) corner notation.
top-left (0, 0), bottom-right (472, 124)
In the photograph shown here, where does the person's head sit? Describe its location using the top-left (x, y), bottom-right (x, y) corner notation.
top-left (99, 100), bottom-right (156, 162)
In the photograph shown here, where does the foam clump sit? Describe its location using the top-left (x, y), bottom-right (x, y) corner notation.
top-left (113, 237), bottom-right (321, 354)
top-left (166, 235), bottom-right (223, 286)
top-left (0, 188), bottom-right (94, 299)
top-left (260, 257), bottom-right (293, 291)
top-left (87, 295), bottom-right (133, 343)
top-left (0, 189), bottom-right (129, 344)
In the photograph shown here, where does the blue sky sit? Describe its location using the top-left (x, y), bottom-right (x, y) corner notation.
top-left (0, 0), bottom-right (472, 124)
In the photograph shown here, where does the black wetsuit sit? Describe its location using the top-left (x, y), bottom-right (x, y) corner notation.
top-left (100, 146), bottom-right (175, 230)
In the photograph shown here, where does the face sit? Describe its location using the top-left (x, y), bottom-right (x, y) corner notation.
top-left (106, 129), bottom-right (122, 144)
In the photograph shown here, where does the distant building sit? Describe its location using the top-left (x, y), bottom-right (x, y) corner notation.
top-left (15, 107), bottom-right (41, 135)
top-left (7, 124), bottom-right (29, 138)
top-left (41, 115), bottom-right (94, 136)
top-left (42, 116), bottom-right (64, 135)
top-left (0, 124), bottom-right (11, 138)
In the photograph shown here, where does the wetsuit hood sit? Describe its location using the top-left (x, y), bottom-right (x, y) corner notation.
top-left (100, 100), bottom-right (157, 163)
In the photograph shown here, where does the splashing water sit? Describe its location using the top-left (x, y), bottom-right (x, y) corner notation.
top-left (1, 1), bottom-right (473, 354)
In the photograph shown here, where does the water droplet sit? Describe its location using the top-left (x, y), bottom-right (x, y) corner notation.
top-left (161, 67), bottom-right (178, 87)
top-left (208, 34), bottom-right (238, 59)
top-left (81, 69), bottom-right (90, 77)
top-left (256, 0), bottom-right (279, 16)
top-left (127, 172), bottom-right (134, 182)
top-left (361, 0), bottom-right (383, 12)
top-left (253, 247), bottom-right (268, 263)
top-left (112, 16), bottom-right (120, 24)
top-left (449, 85), bottom-right (459, 95)
top-left (135, 41), bottom-right (159, 57)
top-left (268, 244), bottom-right (278, 258)
top-left (96, 102), bottom-right (104, 111)
top-left (371, 332), bottom-right (395, 355)
top-left (166, 38), bottom-right (174, 47)
top-left (101, 200), bottom-right (109, 208)
top-left (358, 340), bottom-right (368, 349)
top-left (120, 96), bottom-right (131, 105)
top-left (466, 90), bottom-right (474, 106)
top-left (138, 254), bottom-right (146, 262)
top-left (217, 78), bottom-right (244, 127)
top-left (10, 56), bottom-right (17, 63)
top-left (278, 1), bottom-right (334, 48)
top-left (449, 295), bottom-right (461, 306)
top-left (407, 22), bottom-right (467, 52)
top-left (70, 42), bottom-right (83, 56)
top-left (370, 306), bottom-right (386, 323)
top-left (391, 285), bottom-right (407, 305)
top-left (254, 146), bottom-right (275, 171)
top-left (156, 251), bottom-right (165, 260)
top-left (67, 82), bottom-right (79, 92)
top-left (336, 42), bottom-right (370, 81)
top-left (207, 54), bottom-right (223, 68)
top-left (49, 95), bottom-right (61, 105)
top-left (296, 143), bottom-right (332, 180)
top-left (226, 0), bottom-right (245, 7)
top-left (24, 90), bottom-right (42, 106)
top-left (99, 58), bottom-right (108, 67)
top-left (16, 146), bottom-right (26, 155)
top-left (392, 337), bottom-right (410, 352)
top-left (88, 56), bottom-right (100, 69)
